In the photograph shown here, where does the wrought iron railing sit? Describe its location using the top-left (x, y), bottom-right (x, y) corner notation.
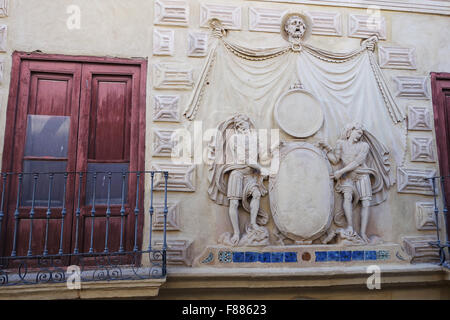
top-left (428, 175), bottom-right (450, 268)
top-left (0, 170), bottom-right (169, 286)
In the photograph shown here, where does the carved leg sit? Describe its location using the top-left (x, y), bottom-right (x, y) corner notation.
top-left (249, 189), bottom-right (261, 229)
top-left (360, 200), bottom-right (370, 243)
top-left (343, 192), bottom-right (354, 234)
top-left (229, 199), bottom-right (240, 246)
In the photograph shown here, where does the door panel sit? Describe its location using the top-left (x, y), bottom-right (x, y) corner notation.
top-left (89, 77), bottom-right (131, 161)
top-left (1, 56), bottom-right (146, 262)
top-left (2, 61), bottom-right (81, 258)
top-left (431, 73), bottom-right (450, 237)
top-left (75, 64), bottom-right (141, 255)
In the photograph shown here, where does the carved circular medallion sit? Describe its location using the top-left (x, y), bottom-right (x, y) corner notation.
top-left (269, 142), bottom-right (333, 241)
top-left (274, 88), bottom-right (324, 138)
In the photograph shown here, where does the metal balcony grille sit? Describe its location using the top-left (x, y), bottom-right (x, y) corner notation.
top-left (428, 176), bottom-right (450, 268)
top-left (0, 170), bottom-right (169, 286)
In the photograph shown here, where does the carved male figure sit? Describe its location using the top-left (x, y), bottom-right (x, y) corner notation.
top-left (318, 122), bottom-right (392, 243)
top-left (208, 114), bottom-right (270, 246)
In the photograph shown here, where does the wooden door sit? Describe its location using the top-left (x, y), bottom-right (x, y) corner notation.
top-left (1, 53), bottom-right (147, 262)
top-left (431, 72), bottom-right (450, 236)
top-left (74, 63), bottom-right (142, 255)
top-left (1, 60), bottom-right (81, 258)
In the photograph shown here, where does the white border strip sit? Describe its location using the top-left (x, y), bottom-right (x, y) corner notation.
top-left (247, 0), bottom-right (450, 16)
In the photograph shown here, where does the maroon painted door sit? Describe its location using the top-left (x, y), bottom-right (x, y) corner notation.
top-left (74, 63), bottom-right (141, 255)
top-left (1, 57), bottom-right (145, 261)
top-left (1, 60), bottom-right (82, 258)
top-left (431, 72), bottom-right (450, 236)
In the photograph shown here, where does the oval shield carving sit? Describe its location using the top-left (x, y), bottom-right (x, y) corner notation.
top-left (269, 142), bottom-right (333, 241)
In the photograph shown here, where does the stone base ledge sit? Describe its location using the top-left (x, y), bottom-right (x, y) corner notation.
top-left (0, 278), bottom-right (166, 300)
top-left (1, 265), bottom-right (448, 299)
top-left (162, 264), bottom-right (449, 290)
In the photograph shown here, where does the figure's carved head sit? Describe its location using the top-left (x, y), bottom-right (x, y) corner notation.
top-left (234, 115), bottom-right (251, 133)
top-left (284, 15), bottom-right (307, 41)
top-left (281, 13), bottom-right (312, 43)
top-left (342, 122), bottom-right (365, 142)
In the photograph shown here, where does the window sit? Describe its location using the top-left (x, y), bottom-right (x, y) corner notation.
top-left (0, 53), bottom-right (147, 260)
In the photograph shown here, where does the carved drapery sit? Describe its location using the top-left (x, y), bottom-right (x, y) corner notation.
top-left (184, 20), bottom-right (406, 165)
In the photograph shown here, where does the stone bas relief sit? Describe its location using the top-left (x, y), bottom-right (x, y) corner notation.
top-left (317, 123), bottom-right (393, 245)
top-left (274, 84), bottom-right (324, 138)
top-left (208, 115), bottom-right (275, 247)
top-left (281, 13), bottom-right (312, 44)
top-left (190, 13), bottom-right (438, 267)
top-left (207, 118), bottom-right (393, 248)
top-left (200, 15), bottom-right (397, 249)
top-left (269, 142), bottom-right (334, 242)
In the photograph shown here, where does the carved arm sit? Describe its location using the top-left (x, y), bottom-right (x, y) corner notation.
top-left (334, 143), bottom-right (369, 178)
top-left (317, 140), bottom-right (342, 165)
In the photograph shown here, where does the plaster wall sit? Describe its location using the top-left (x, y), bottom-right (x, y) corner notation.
top-left (0, 0), bottom-right (449, 272)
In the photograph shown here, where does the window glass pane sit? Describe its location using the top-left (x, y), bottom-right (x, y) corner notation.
top-left (24, 115), bottom-right (70, 157)
top-left (85, 163), bottom-right (129, 206)
top-left (21, 160), bottom-right (68, 208)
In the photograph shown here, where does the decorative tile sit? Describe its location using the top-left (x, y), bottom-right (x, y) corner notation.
top-left (305, 11), bottom-right (343, 36)
top-left (339, 251), bottom-right (352, 262)
top-left (327, 251), bottom-right (340, 262)
top-left (301, 252), bottom-right (312, 261)
top-left (248, 7), bottom-right (288, 33)
top-left (200, 4), bottom-right (242, 30)
top-left (259, 252), bottom-right (271, 263)
top-left (403, 236), bottom-right (440, 263)
top-left (0, 25), bottom-right (6, 52)
top-left (201, 252), bottom-right (214, 264)
top-left (315, 251), bottom-right (327, 262)
top-left (153, 239), bottom-right (192, 266)
top-left (188, 32), bottom-right (209, 57)
top-left (153, 128), bottom-right (177, 157)
top-left (379, 46), bottom-right (416, 70)
top-left (153, 28), bottom-right (175, 56)
top-left (232, 252), bottom-right (245, 263)
top-left (0, 0), bottom-right (8, 17)
top-left (415, 201), bottom-right (438, 231)
top-left (284, 252), bottom-right (297, 263)
top-left (151, 163), bottom-right (196, 192)
top-left (376, 250), bottom-right (390, 260)
top-left (393, 76), bottom-right (430, 99)
top-left (351, 251), bottom-right (364, 261)
top-left (397, 167), bottom-right (436, 195)
top-left (245, 252), bottom-right (258, 263)
top-left (407, 106), bottom-right (432, 131)
top-left (271, 252), bottom-right (283, 263)
top-left (218, 251), bottom-right (232, 263)
top-left (348, 14), bottom-right (387, 40)
top-left (411, 136), bottom-right (435, 163)
top-left (153, 95), bottom-right (180, 122)
top-left (154, 0), bottom-right (189, 27)
top-left (365, 250), bottom-right (377, 260)
top-left (153, 63), bottom-right (194, 90)
top-left (152, 202), bottom-right (180, 231)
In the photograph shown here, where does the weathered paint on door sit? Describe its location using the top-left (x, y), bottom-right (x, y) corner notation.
top-left (0, 53), bottom-right (147, 261)
top-left (431, 72), bottom-right (450, 236)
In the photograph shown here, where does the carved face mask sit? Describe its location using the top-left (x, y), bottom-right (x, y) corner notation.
top-left (350, 128), bottom-right (363, 142)
top-left (285, 16), bottom-right (306, 40)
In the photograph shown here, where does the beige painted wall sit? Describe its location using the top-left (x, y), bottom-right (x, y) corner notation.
top-left (0, 0), bottom-right (449, 269)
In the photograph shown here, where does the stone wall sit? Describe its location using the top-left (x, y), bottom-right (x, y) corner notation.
top-left (0, 0), bottom-right (449, 271)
